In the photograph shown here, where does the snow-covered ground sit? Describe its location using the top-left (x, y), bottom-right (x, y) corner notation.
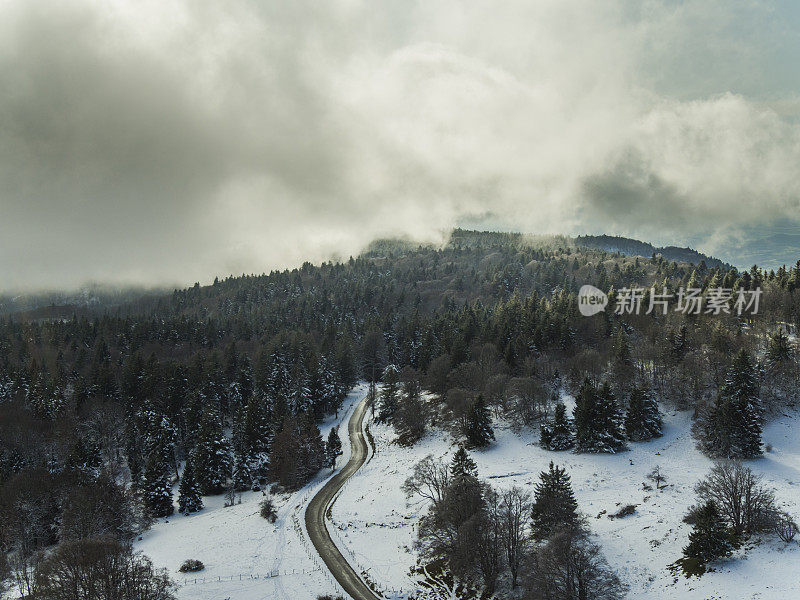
top-left (135, 385), bottom-right (800, 600)
top-left (331, 401), bottom-right (800, 600)
top-left (134, 384), bottom-right (370, 600)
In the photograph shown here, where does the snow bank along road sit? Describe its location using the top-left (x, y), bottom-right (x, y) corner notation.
top-left (305, 393), bottom-right (381, 600)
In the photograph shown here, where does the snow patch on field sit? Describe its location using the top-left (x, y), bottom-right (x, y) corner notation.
top-left (332, 403), bottom-right (800, 599)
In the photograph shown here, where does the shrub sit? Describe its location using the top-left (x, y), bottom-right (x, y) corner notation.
top-left (771, 510), bottom-right (799, 543)
top-left (260, 498), bottom-right (278, 523)
top-left (178, 559), bottom-right (204, 573)
top-left (609, 505), bottom-right (636, 519)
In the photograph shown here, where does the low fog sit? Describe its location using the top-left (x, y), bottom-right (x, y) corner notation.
top-left (2, 0), bottom-right (799, 290)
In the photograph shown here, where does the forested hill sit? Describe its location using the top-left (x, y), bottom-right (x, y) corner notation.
top-left (1, 229), bottom-right (799, 593)
top-left (575, 234), bottom-right (731, 269)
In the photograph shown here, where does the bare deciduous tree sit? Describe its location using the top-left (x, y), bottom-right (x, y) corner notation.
top-left (772, 511), bottom-right (799, 543)
top-left (34, 539), bottom-right (175, 600)
top-left (523, 526), bottom-right (627, 600)
top-left (499, 486), bottom-right (532, 588)
top-left (402, 456), bottom-right (450, 509)
top-left (695, 461), bottom-right (776, 536)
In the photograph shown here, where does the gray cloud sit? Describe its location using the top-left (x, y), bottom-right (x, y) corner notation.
top-left (1, 0), bottom-right (799, 290)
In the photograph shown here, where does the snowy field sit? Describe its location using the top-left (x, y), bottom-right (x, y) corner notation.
top-left (135, 385), bottom-right (800, 600)
top-left (331, 400), bottom-right (800, 600)
top-left (134, 384), bottom-right (370, 600)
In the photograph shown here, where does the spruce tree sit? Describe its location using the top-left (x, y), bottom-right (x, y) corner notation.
top-left (297, 414), bottom-right (326, 483)
top-left (450, 445), bottom-right (478, 479)
top-left (611, 328), bottom-right (634, 390)
top-left (530, 461), bottom-right (579, 540)
top-left (540, 402), bottom-right (575, 450)
top-left (697, 350), bottom-right (763, 458)
top-left (269, 414), bottom-right (325, 489)
top-left (235, 394), bottom-right (272, 481)
top-left (66, 436), bottom-right (102, 481)
top-left (378, 364), bottom-right (400, 423)
top-left (178, 460), bottom-right (203, 514)
top-left (325, 427), bottom-right (343, 469)
top-left (393, 380), bottom-right (426, 446)
top-left (574, 380), bottom-right (626, 453)
top-left (766, 328), bottom-right (792, 366)
top-left (625, 386), bottom-right (663, 442)
top-left (231, 441), bottom-right (254, 492)
top-left (142, 451), bottom-right (174, 518)
top-left (683, 501), bottom-right (733, 565)
top-left (192, 408), bottom-right (233, 495)
top-left (464, 394), bottom-right (494, 449)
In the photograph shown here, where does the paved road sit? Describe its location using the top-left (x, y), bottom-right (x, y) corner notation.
top-left (305, 393), bottom-right (382, 600)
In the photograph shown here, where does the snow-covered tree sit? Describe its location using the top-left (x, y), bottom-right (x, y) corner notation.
top-left (377, 364), bottom-right (400, 423)
top-left (65, 436), bottom-right (102, 481)
top-left (464, 395), bottom-right (494, 449)
top-left (325, 427), bottom-right (343, 469)
top-left (142, 451), bottom-right (174, 518)
top-left (450, 445), bottom-right (478, 479)
top-left (540, 402), bottom-right (575, 451)
top-left (624, 387), bottom-right (662, 442)
top-left (574, 380), bottom-right (626, 453)
top-left (232, 393), bottom-right (271, 484)
top-left (178, 460), bottom-right (203, 514)
top-left (192, 408), bottom-right (232, 495)
top-left (695, 350), bottom-right (763, 458)
top-left (531, 461), bottom-right (579, 540)
top-left (269, 414), bottom-right (325, 489)
top-left (682, 501), bottom-right (733, 566)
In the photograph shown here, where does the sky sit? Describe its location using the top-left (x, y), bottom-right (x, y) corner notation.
top-left (1, 0), bottom-right (800, 291)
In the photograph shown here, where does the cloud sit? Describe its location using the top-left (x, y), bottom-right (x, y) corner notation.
top-left (1, 0), bottom-right (799, 290)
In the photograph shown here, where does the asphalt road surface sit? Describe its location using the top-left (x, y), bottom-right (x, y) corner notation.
top-left (305, 393), bottom-right (382, 600)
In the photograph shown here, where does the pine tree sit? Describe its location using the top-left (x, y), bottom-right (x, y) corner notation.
top-left (377, 364), bottom-right (400, 423)
top-left (192, 408), bottom-right (232, 495)
top-left (325, 427), bottom-right (343, 469)
top-left (683, 501), bottom-right (733, 565)
top-left (178, 460), bottom-right (203, 514)
top-left (697, 350), bottom-right (763, 458)
top-left (464, 394), bottom-right (494, 449)
top-left (624, 386), bottom-right (663, 442)
top-left (530, 461), bottom-right (579, 540)
top-left (573, 380), bottom-right (626, 453)
top-left (540, 402), bottom-right (575, 451)
top-left (450, 445), bottom-right (478, 479)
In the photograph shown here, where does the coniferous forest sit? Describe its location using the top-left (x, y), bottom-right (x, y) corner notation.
top-left (2, 230), bottom-right (800, 598)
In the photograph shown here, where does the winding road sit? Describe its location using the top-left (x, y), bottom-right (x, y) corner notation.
top-left (305, 393), bottom-right (382, 600)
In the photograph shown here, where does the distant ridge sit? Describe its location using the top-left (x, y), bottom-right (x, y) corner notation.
top-left (576, 235), bottom-right (732, 270)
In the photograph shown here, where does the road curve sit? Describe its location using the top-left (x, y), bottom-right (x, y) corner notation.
top-left (305, 393), bottom-right (382, 600)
